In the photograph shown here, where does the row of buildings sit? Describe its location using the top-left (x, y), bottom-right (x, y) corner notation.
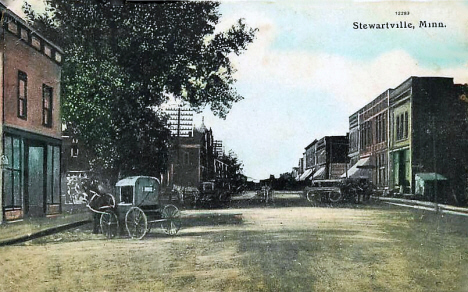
top-left (294, 77), bottom-right (468, 203)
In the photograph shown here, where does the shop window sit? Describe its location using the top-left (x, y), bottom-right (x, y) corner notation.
top-left (46, 145), bottom-right (61, 206)
top-left (3, 135), bottom-right (23, 209)
top-left (18, 71), bottom-right (27, 119)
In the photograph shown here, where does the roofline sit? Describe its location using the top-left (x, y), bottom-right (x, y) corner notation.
top-left (0, 2), bottom-right (64, 54)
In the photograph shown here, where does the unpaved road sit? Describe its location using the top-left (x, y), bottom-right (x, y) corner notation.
top-left (2, 192), bottom-right (468, 291)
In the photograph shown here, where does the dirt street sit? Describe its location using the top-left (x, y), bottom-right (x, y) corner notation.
top-left (1, 192), bottom-right (468, 291)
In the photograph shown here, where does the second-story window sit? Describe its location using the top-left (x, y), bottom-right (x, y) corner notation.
top-left (42, 84), bottom-right (53, 127)
top-left (395, 111), bottom-right (408, 141)
top-left (18, 71), bottom-right (27, 119)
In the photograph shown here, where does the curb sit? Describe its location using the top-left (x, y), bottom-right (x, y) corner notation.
top-left (0, 219), bottom-right (92, 247)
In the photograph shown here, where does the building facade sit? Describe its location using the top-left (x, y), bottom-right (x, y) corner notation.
top-left (346, 76), bottom-right (468, 202)
top-left (1, 5), bottom-right (63, 221)
top-left (301, 136), bottom-right (349, 181)
top-left (162, 124), bottom-right (229, 190)
top-left (388, 77), bottom-right (467, 200)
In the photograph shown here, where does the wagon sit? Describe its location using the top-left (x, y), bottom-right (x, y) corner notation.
top-left (97, 176), bottom-right (182, 239)
top-left (303, 178), bottom-right (374, 205)
top-left (303, 179), bottom-right (343, 205)
top-left (194, 180), bottom-right (232, 207)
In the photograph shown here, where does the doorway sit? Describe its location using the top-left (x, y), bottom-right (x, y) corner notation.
top-left (25, 144), bottom-right (45, 217)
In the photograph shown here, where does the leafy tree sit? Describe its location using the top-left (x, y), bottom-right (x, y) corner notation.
top-left (218, 151), bottom-right (245, 190)
top-left (24, 1), bottom-right (256, 179)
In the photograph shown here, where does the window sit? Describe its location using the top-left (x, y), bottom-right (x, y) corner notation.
top-left (3, 135), bottom-right (24, 209)
top-left (404, 112), bottom-right (409, 139)
top-left (396, 111), bottom-right (409, 140)
top-left (71, 139), bottom-right (79, 158)
top-left (18, 71), bottom-right (27, 119)
top-left (396, 115), bottom-right (400, 140)
top-left (121, 186), bottom-right (133, 204)
top-left (382, 114), bottom-right (386, 142)
top-left (46, 145), bottom-right (61, 206)
top-left (376, 153), bottom-right (387, 187)
top-left (42, 85), bottom-right (53, 127)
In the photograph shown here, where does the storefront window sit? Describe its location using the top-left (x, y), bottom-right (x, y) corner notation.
top-left (3, 135), bottom-right (23, 209)
top-left (46, 145), bottom-right (61, 205)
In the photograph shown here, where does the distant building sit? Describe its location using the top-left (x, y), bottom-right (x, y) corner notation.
top-left (295, 157), bottom-right (304, 180)
top-left (300, 136), bottom-right (349, 181)
top-left (0, 5), bottom-right (64, 221)
top-left (162, 124), bottom-right (229, 190)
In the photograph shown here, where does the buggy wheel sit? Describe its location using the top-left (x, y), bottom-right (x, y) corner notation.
top-left (125, 207), bottom-right (148, 239)
top-left (328, 191), bottom-right (343, 203)
top-left (100, 210), bottom-right (119, 239)
top-left (306, 191), bottom-right (321, 206)
top-left (161, 204), bottom-right (181, 236)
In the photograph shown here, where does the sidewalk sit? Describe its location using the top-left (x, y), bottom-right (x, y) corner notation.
top-left (0, 211), bottom-right (92, 246)
top-left (378, 196), bottom-right (468, 217)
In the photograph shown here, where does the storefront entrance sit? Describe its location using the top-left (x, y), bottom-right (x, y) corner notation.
top-left (2, 131), bottom-right (61, 221)
top-left (25, 144), bottom-right (45, 217)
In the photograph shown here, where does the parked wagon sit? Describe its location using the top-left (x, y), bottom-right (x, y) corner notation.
top-left (303, 178), bottom-right (373, 205)
top-left (194, 180), bottom-right (232, 207)
top-left (89, 176), bottom-right (182, 239)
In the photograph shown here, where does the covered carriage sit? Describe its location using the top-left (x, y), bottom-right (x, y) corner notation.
top-left (97, 176), bottom-right (181, 239)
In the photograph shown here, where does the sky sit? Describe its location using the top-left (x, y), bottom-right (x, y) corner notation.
top-left (7, 0), bottom-right (468, 181)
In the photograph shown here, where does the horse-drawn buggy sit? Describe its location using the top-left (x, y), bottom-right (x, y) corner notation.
top-left (303, 178), bottom-right (373, 205)
top-left (87, 176), bottom-right (182, 239)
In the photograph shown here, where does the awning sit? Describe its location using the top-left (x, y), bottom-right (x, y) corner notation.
top-left (298, 169), bottom-right (313, 181)
top-left (415, 173), bottom-right (447, 181)
top-left (341, 157), bottom-right (371, 178)
top-left (312, 167), bottom-right (326, 179)
top-left (415, 173), bottom-right (448, 196)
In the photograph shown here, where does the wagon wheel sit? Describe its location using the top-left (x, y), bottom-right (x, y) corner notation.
top-left (100, 210), bottom-right (119, 239)
top-left (306, 191), bottom-right (321, 206)
top-left (125, 207), bottom-right (148, 239)
top-left (328, 191), bottom-right (343, 203)
top-left (161, 204), bottom-right (181, 236)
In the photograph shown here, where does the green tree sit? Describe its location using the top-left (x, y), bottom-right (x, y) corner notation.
top-left (24, 1), bottom-right (256, 179)
top-left (219, 151), bottom-right (245, 190)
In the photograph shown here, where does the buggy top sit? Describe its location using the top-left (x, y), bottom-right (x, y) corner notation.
top-left (115, 176), bottom-right (160, 207)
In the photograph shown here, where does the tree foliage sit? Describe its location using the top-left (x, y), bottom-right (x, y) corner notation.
top-left (218, 151), bottom-right (245, 189)
top-left (24, 1), bottom-right (256, 178)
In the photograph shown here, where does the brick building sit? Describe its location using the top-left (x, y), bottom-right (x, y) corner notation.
top-left (162, 124), bottom-right (229, 191)
top-left (388, 77), bottom-right (467, 201)
top-left (347, 76), bottom-right (468, 202)
top-left (0, 4), bottom-right (63, 221)
top-left (349, 89), bottom-right (391, 189)
top-left (301, 136), bottom-right (349, 181)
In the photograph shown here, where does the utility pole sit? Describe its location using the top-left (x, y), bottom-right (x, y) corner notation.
top-left (432, 116), bottom-right (439, 213)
